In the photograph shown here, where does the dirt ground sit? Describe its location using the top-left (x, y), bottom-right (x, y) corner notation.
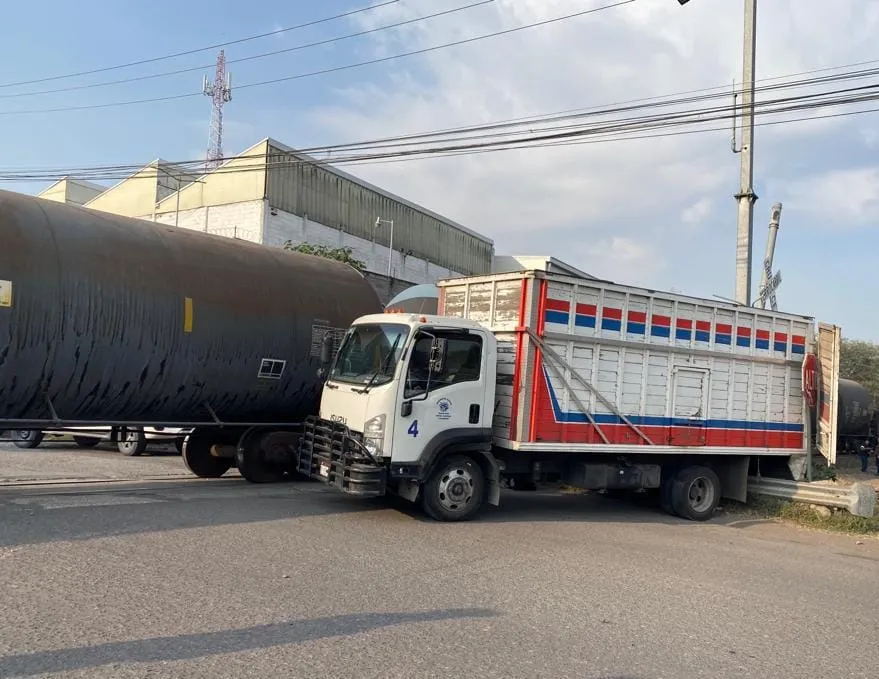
top-left (834, 450), bottom-right (879, 493)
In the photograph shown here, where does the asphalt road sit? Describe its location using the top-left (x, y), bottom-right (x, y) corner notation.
top-left (0, 444), bottom-right (877, 679)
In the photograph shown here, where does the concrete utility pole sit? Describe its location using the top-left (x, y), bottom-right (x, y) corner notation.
top-left (734, 0), bottom-right (758, 306)
top-left (679, 0), bottom-right (758, 305)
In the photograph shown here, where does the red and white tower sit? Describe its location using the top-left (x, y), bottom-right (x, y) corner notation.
top-left (202, 50), bottom-right (232, 171)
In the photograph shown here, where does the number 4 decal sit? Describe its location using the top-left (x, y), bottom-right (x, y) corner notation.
top-left (407, 420), bottom-right (419, 437)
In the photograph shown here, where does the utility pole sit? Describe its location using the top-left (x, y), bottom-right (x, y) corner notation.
top-left (678, 0), bottom-right (758, 305)
top-left (734, 0), bottom-right (758, 305)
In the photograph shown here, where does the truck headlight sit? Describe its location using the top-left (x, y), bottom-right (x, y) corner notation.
top-left (363, 414), bottom-right (385, 457)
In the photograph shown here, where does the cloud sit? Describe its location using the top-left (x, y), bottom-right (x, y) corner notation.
top-left (681, 197), bottom-right (713, 227)
top-left (580, 236), bottom-right (666, 285)
top-left (780, 167), bottom-right (879, 224)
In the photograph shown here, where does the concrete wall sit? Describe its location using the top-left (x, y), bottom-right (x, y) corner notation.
top-left (145, 199), bottom-right (264, 244)
top-left (143, 200), bottom-right (458, 292)
top-left (263, 205), bottom-right (461, 285)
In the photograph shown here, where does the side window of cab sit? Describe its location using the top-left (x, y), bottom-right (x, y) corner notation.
top-left (404, 331), bottom-right (483, 399)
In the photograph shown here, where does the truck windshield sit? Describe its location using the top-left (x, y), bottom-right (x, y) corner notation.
top-left (329, 323), bottom-right (410, 387)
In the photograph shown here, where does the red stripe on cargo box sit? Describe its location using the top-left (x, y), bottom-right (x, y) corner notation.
top-left (545, 298), bottom-right (570, 312)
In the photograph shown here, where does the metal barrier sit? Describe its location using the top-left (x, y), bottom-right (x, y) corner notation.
top-left (748, 476), bottom-right (877, 518)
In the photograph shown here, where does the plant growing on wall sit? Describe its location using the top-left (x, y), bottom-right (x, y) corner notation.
top-left (283, 241), bottom-right (367, 273)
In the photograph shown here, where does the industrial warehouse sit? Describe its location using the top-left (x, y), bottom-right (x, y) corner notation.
top-left (37, 138), bottom-right (496, 305)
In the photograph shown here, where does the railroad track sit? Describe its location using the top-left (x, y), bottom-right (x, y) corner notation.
top-left (0, 474), bottom-right (207, 489)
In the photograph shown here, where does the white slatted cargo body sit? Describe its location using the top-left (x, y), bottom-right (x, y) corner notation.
top-left (438, 270), bottom-right (817, 458)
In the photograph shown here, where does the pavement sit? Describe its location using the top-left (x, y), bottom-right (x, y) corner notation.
top-left (0, 443), bottom-right (878, 679)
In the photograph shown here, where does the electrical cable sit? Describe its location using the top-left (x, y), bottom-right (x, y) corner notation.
top-left (0, 0), bottom-right (635, 116)
top-left (2, 81), bottom-right (876, 183)
top-left (0, 0), bottom-right (495, 100)
top-left (0, 0), bottom-right (401, 89)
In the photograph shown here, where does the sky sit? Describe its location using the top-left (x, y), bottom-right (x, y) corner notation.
top-left (1, 0), bottom-right (878, 341)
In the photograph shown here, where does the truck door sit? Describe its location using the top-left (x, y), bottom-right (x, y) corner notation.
top-left (815, 323), bottom-right (841, 466)
top-left (391, 328), bottom-right (490, 465)
top-left (668, 367), bottom-right (709, 446)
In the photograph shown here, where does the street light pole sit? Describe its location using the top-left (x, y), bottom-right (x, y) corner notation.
top-left (374, 217), bottom-right (395, 279)
top-left (734, 0), bottom-right (758, 306)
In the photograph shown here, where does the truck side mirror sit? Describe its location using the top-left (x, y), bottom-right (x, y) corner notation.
top-left (318, 334), bottom-right (334, 379)
top-left (401, 401), bottom-right (413, 417)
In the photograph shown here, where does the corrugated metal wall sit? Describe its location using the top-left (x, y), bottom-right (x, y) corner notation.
top-left (265, 144), bottom-right (493, 275)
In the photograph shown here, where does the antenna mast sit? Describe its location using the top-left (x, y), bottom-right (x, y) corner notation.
top-left (202, 50), bottom-right (232, 171)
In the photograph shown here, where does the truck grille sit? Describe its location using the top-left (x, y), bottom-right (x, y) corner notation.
top-left (298, 416), bottom-right (386, 497)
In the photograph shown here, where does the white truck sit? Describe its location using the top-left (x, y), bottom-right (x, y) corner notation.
top-left (296, 268), bottom-right (840, 522)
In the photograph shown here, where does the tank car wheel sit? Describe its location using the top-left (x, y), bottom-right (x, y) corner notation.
top-left (182, 431), bottom-right (233, 478)
top-left (13, 430), bottom-right (44, 449)
top-left (174, 437), bottom-right (185, 454)
top-left (117, 427), bottom-right (147, 456)
top-left (235, 429), bottom-right (286, 484)
top-left (670, 465), bottom-right (721, 522)
top-left (421, 454), bottom-right (485, 522)
top-left (73, 436), bottom-right (102, 448)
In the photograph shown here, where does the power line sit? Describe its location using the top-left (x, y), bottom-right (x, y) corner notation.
top-left (4, 60), bottom-right (875, 176)
top-left (0, 0), bottom-right (495, 101)
top-left (0, 1), bottom-right (401, 89)
top-left (0, 0), bottom-right (636, 116)
top-left (3, 78), bottom-right (877, 183)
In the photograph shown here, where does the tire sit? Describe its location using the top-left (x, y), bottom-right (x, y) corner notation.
top-left (182, 432), bottom-right (232, 478)
top-left (117, 428), bottom-right (147, 456)
top-left (73, 436), bottom-right (102, 448)
top-left (421, 454), bottom-right (486, 522)
top-left (235, 430), bottom-right (285, 484)
top-left (13, 430), bottom-right (44, 449)
top-left (174, 437), bottom-right (185, 454)
top-left (670, 465), bottom-right (721, 522)
top-left (659, 468), bottom-right (678, 516)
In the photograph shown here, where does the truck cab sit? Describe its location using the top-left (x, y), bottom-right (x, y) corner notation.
top-left (298, 313), bottom-right (501, 521)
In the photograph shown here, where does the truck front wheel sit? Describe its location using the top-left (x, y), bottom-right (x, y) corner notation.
top-left (421, 454), bottom-right (485, 522)
top-left (669, 465), bottom-right (720, 522)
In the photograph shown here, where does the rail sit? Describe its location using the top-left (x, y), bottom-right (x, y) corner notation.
top-left (748, 476), bottom-right (876, 518)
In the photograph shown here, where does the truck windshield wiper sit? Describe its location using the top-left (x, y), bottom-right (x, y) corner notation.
top-left (354, 334), bottom-right (402, 394)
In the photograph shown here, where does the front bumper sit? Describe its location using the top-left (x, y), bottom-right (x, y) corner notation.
top-left (298, 416), bottom-right (387, 497)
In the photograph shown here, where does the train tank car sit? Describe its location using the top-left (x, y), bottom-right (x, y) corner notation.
top-left (0, 189), bottom-right (382, 429)
top-left (837, 378), bottom-right (873, 437)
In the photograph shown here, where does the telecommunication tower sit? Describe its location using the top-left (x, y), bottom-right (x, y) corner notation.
top-left (202, 50), bottom-right (233, 171)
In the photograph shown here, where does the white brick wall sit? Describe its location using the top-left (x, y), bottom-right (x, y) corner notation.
top-left (144, 199), bottom-right (264, 244)
top-left (142, 199), bottom-right (458, 286)
top-left (264, 205), bottom-right (461, 285)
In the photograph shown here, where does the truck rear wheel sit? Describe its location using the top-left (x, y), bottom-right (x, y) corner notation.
top-left (670, 465), bottom-right (720, 522)
top-left (421, 454), bottom-right (485, 522)
top-left (182, 431), bottom-right (232, 478)
top-left (13, 430), bottom-right (43, 449)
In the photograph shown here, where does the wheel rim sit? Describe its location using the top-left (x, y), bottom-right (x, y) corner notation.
top-left (687, 476), bottom-right (716, 513)
top-left (436, 464), bottom-right (476, 514)
top-left (119, 431), bottom-right (138, 451)
top-left (17, 430), bottom-right (32, 440)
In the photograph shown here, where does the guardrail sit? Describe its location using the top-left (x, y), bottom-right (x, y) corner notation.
top-left (748, 476), bottom-right (877, 518)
